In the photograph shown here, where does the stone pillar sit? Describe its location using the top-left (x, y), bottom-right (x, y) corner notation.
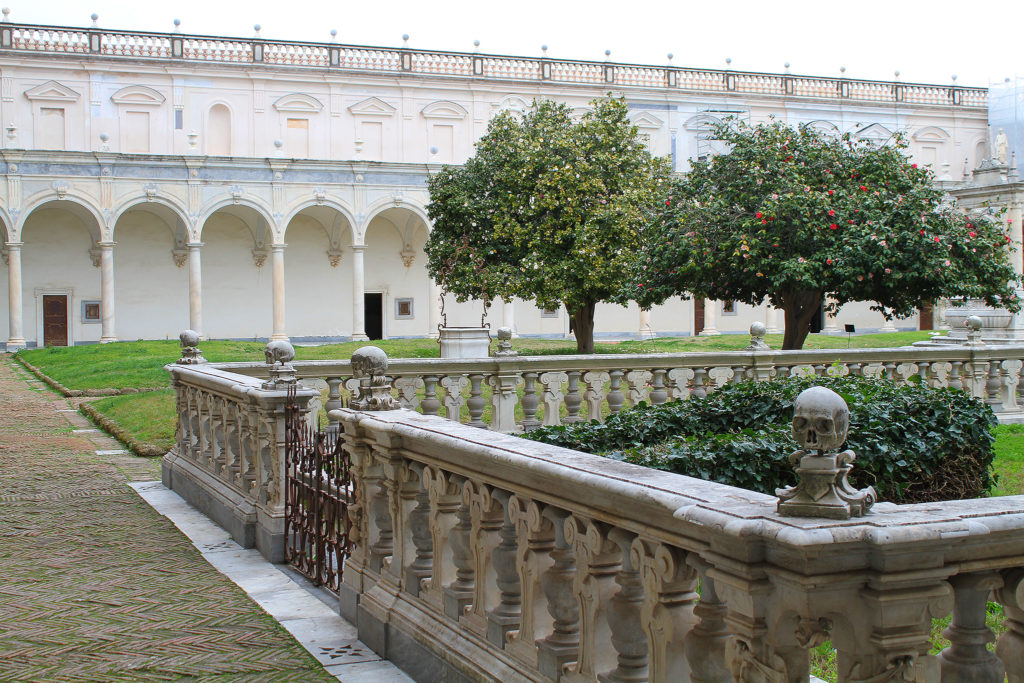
top-left (270, 244), bottom-right (287, 341)
top-left (187, 242), bottom-right (204, 339)
top-left (638, 308), bottom-right (654, 338)
top-left (99, 241), bottom-right (117, 343)
top-left (427, 278), bottom-right (441, 339)
top-left (351, 245), bottom-right (368, 341)
top-left (5, 241), bottom-right (25, 349)
top-left (765, 305), bottom-right (782, 334)
top-left (824, 297), bottom-right (840, 334)
top-left (1009, 202), bottom-right (1024, 279)
top-left (502, 297), bottom-right (517, 337)
top-left (700, 299), bottom-right (720, 336)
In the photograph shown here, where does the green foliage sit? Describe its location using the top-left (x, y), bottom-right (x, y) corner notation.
top-left (630, 119), bottom-right (1019, 349)
top-left (526, 375), bottom-right (998, 503)
top-left (425, 96), bottom-right (673, 352)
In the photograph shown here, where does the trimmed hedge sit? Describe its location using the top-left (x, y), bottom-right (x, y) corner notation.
top-left (525, 375), bottom-right (997, 503)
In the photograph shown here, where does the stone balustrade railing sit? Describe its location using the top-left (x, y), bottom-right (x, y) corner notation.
top-left (163, 361), bottom-right (319, 562)
top-left (0, 21), bottom-right (986, 107)
top-left (214, 344), bottom-right (1024, 431)
top-left (334, 403), bottom-right (1024, 682)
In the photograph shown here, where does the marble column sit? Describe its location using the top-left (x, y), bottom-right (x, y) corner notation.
top-left (638, 308), bottom-right (654, 338)
top-left (502, 297), bottom-right (518, 337)
top-left (427, 279), bottom-right (442, 338)
top-left (700, 298), bottom-right (720, 336)
top-left (99, 241), bottom-right (117, 343)
top-left (1009, 202), bottom-right (1024, 278)
top-left (270, 244), bottom-right (288, 341)
top-left (824, 297), bottom-right (840, 334)
top-left (765, 305), bottom-right (782, 334)
top-left (351, 244), bottom-right (368, 341)
top-left (187, 242), bottom-right (204, 339)
top-left (5, 241), bottom-right (25, 349)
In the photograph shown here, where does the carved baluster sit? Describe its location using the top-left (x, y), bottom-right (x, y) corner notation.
top-left (488, 372), bottom-right (522, 433)
top-left (393, 376), bottom-right (423, 411)
top-left (917, 361), bottom-right (930, 385)
top-left (939, 572), bottom-right (1005, 682)
top-left (222, 399), bottom-right (239, 482)
top-left (239, 407), bottom-right (257, 493)
top-left (599, 527), bottom-right (648, 682)
top-left (440, 375), bottom-right (468, 422)
top-left (486, 492), bottom-right (522, 648)
top-left (997, 568), bottom-right (1024, 683)
top-left (685, 562), bottom-right (731, 683)
top-left (987, 360), bottom-right (1004, 410)
top-left (325, 376), bottom-right (343, 421)
top-left (421, 375), bottom-right (441, 416)
top-left (625, 370), bottom-right (652, 407)
top-left (537, 508), bottom-right (579, 679)
top-left (539, 371), bottom-right (568, 426)
top-left (212, 397), bottom-right (227, 475)
top-left (1002, 360), bottom-right (1022, 411)
top-left (950, 360), bottom-right (964, 391)
top-left (883, 360), bottom-right (897, 379)
top-left (812, 362), bottom-right (827, 377)
top-left (366, 463), bottom-right (393, 574)
top-left (847, 362), bottom-right (862, 378)
top-left (607, 370), bottom-right (626, 414)
top-left (402, 463), bottom-right (433, 596)
top-left (562, 516), bottom-right (620, 682)
top-left (731, 364), bottom-right (748, 383)
top-left (443, 493), bottom-right (476, 620)
top-left (691, 368), bottom-right (708, 398)
top-left (467, 373), bottom-right (487, 428)
top-left (462, 482), bottom-right (506, 635)
top-left (563, 371), bottom-right (584, 424)
top-left (707, 366), bottom-right (734, 390)
top-left (667, 368), bottom-right (694, 400)
top-left (520, 372), bottom-right (542, 431)
top-left (582, 371), bottom-right (610, 422)
top-left (649, 369), bottom-right (669, 405)
top-left (506, 497), bottom-right (556, 666)
top-left (420, 468), bottom-right (462, 611)
top-left (633, 540), bottom-right (698, 681)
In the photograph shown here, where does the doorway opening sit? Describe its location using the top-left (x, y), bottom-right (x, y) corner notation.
top-left (43, 295), bottom-right (69, 347)
top-left (364, 293), bottom-right (383, 340)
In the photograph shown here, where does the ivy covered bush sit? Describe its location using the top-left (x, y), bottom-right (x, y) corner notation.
top-left (524, 375), bottom-right (997, 503)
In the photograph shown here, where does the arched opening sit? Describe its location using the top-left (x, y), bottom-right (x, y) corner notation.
top-left (200, 205), bottom-right (274, 340)
top-left (363, 206), bottom-right (433, 338)
top-left (20, 200), bottom-right (103, 346)
top-left (112, 202), bottom-right (190, 340)
top-left (208, 104), bottom-right (231, 156)
top-left (283, 205), bottom-right (355, 340)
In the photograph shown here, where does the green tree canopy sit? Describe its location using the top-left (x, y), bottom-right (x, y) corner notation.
top-left (425, 97), bottom-right (672, 353)
top-left (630, 119), bottom-right (1019, 349)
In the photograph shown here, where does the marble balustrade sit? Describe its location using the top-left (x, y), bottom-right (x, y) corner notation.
top-left (213, 344), bottom-right (1024, 431)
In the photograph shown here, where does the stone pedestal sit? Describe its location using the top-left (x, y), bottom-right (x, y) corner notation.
top-left (438, 327), bottom-right (491, 359)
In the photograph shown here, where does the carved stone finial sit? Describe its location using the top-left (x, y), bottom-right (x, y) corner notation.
top-left (262, 340), bottom-right (297, 388)
top-left (965, 315), bottom-right (986, 347)
top-left (746, 321), bottom-right (769, 350)
top-left (176, 329), bottom-right (207, 364)
top-left (493, 326), bottom-right (518, 356)
top-left (349, 346), bottom-right (399, 410)
top-left (776, 386), bottom-right (876, 519)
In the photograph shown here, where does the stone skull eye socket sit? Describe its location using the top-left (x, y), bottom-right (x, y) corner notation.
top-left (814, 417), bottom-right (833, 432)
top-left (793, 416), bottom-right (809, 430)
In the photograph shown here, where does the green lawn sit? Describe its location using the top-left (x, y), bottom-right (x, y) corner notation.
top-left (16, 331), bottom-right (933, 392)
top-left (87, 389), bottom-right (177, 452)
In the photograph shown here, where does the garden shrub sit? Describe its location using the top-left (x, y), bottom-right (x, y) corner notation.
top-left (525, 375), bottom-right (997, 503)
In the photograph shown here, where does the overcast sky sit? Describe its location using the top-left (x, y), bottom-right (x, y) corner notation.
top-left (8, 0), bottom-right (1020, 87)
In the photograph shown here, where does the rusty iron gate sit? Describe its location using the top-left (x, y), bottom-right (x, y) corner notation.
top-left (284, 386), bottom-right (352, 592)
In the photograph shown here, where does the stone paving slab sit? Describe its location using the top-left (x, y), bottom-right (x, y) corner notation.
top-left (0, 355), bottom-right (336, 682)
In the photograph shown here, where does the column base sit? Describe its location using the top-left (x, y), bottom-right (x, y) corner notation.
top-left (100, 336), bottom-right (119, 344)
top-left (350, 333), bottom-right (369, 342)
top-left (270, 333), bottom-right (289, 342)
top-left (5, 337), bottom-right (26, 351)
top-left (699, 329), bottom-right (721, 336)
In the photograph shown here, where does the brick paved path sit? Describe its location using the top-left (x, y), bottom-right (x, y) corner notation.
top-left (0, 355), bottom-right (333, 682)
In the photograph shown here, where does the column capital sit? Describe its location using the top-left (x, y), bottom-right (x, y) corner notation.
top-left (351, 243), bottom-right (367, 252)
top-left (187, 241), bottom-right (204, 249)
top-left (4, 241), bottom-right (23, 249)
top-left (271, 243), bottom-right (287, 251)
top-left (97, 241), bottom-right (116, 248)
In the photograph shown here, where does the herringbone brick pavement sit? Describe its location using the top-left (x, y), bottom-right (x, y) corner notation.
top-left (0, 355), bottom-right (334, 682)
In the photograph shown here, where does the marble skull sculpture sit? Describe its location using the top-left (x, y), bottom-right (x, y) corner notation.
top-left (791, 386), bottom-right (849, 453)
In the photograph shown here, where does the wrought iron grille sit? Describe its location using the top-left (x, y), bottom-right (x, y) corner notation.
top-left (284, 385), bottom-right (352, 592)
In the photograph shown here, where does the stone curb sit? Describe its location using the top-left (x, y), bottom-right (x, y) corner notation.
top-left (77, 401), bottom-right (167, 457)
top-left (14, 353), bottom-right (162, 397)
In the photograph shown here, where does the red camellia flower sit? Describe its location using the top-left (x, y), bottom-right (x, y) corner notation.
top-left (830, 223), bottom-right (838, 230)
top-left (919, 229), bottom-right (926, 236)
top-left (828, 209), bottom-right (836, 216)
top-left (934, 236), bottom-right (941, 243)
top-left (969, 231), bottom-right (977, 238)
top-left (859, 185), bottom-right (868, 191)
top-left (827, 258), bottom-right (833, 264)
top-left (848, 219), bottom-right (854, 224)
top-left (761, 219), bottom-right (768, 225)
top-left (912, 163), bottom-right (918, 168)
top-left (827, 189), bottom-right (834, 195)
top-left (665, 200), bottom-right (671, 206)
top-left (756, 212), bottom-right (763, 218)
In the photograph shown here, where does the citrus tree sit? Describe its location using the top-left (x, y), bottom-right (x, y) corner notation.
top-left (631, 119), bottom-right (1019, 349)
top-left (425, 97), bottom-right (672, 353)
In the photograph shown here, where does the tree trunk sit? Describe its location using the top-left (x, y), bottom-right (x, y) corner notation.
top-left (570, 301), bottom-right (597, 354)
top-left (781, 290), bottom-right (824, 350)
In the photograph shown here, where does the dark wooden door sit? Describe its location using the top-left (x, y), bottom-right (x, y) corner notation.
top-left (694, 298), bottom-right (705, 336)
top-left (42, 295), bottom-right (68, 347)
top-left (919, 303), bottom-right (934, 331)
top-left (364, 293), bottom-right (383, 340)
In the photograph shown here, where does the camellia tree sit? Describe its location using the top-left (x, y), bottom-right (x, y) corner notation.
top-left (425, 97), bottom-right (672, 353)
top-left (630, 119), bottom-right (1020, 349)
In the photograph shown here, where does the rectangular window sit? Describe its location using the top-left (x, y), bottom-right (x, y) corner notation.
top-left (174, 108), bottom-right (183, 130)
top-left (359, 120), bottom-right (382, 160)
top-left (722, 301), bottom-right (737, 315)
top-left (125, 111), bottom-right (150, 153)
top-left (395, 298), bottom-right (414, 319)
top-left (285, 118), bottom-right (309, 157)
top-left (430, 123), bottom-right (454, 161)
top-left (81, 300), bottom-right (101, 323)
top-left (39, 107), bottom-right (66, 149)
top-left (541, 308), bottom-right (559, 318)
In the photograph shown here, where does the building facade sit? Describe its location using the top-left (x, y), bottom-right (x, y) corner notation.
top-left (0, 18), bottom-right (1001, 348)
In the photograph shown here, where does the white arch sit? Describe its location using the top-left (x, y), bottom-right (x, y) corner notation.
top-left (197, 195), bottom-right (277, 240)
top-left (281, 197), bottom-right (359, 241)
top-left (18, 190), bottom-right (105, 240)
top-left (360, 197), bottom-right (431, 244)
top-left (110, 194), bottom-right (192, 238)
top-left (0, 207), bottom-right (14, 242)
